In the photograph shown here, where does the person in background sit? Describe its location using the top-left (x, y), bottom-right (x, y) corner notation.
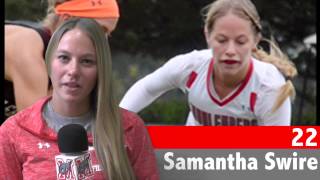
top-left (5, 0), bottom-right (119, 121)
top-left (120, 0), bottom-right (297, 126)
top-left (0, 18), bottom-right (159, 180)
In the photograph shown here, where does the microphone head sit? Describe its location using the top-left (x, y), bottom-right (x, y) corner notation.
top-left (58, 124), bottom-right (88, 153)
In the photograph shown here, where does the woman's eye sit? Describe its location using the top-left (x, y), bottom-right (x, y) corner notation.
top-left (217, 39), bottom-right (226, 44)
top-left (237, 37), bottom-right (248, 45)
top-left (216, 38), bottom-right (228, 44)
top-left (81, 59), bottom-right (96, 65)
top-left (58, 55), bottom-right (69, 62)
top-left (237, 40), bottom-right (246, 45)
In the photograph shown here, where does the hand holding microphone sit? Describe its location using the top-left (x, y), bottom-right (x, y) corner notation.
top-left (55, 124), bottom-right (94, 180)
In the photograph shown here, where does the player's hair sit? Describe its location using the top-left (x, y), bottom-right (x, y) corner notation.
top-left (42, 0), bottom-right (70, 31)
top-left (203, 0), bottom-right (297, 112)
top-left (45, 18), bottom-right (136, 180)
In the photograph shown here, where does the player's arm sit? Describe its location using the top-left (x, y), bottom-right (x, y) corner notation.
top-left (120, 54), bottom-right (193, 113)
top-left (7, 29), bottom-right (49, 111)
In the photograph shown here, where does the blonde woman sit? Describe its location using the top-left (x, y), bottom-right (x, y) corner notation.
top-left (120, 0), bottom-right (297, 126)
top-left (5, 0), bottom-right (119, 120)
top-left (1, 18), bottom-right (159, 180)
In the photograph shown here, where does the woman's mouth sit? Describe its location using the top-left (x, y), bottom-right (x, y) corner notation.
top-left (222, 60), bottom-right (240, 65)
top-left (63, 82), bottom-right (81, 91)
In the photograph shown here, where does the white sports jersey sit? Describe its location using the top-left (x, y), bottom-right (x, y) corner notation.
top-left (120, 49), bottom-right (291, 126)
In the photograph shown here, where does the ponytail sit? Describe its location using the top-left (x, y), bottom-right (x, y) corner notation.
top-left (42, 0), bottom-right (68, 30)
top-left (253, 38), bottom-right (297, 112)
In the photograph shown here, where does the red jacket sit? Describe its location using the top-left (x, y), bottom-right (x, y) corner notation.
top-left (0, 97), bottom-right (159, 180)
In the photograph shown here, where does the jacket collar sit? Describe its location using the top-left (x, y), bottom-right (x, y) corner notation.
top-left (15, 96), bottom-right (134, 143)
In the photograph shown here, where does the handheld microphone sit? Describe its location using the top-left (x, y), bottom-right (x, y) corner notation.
top-left (55, 124), bottom-right (94, 180)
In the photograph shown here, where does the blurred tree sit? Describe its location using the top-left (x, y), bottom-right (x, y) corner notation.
top-left (110, 0), bottom-right (316, 60)
top-left (5, 0), bottom-right (47, 21)
top-left (5, 0), bottom-right (316, 59)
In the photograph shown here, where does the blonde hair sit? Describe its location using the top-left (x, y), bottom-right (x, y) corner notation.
top-left (45, 18), bottom-right (135, 180)
top-left (42, 0), bottom-right (70, 30)
top-left (203, 0), bottom-right (297, 112)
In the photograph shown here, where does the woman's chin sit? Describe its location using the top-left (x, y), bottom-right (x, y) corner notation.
top-left (60, 94), bottom-right (83, 103)
top-left (220, 68), bottom-right (241, 77)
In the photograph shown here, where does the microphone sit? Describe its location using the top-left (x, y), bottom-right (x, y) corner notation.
top-left (55, 124), bottom-right (94, 180)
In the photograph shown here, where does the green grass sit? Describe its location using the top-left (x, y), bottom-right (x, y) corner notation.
top-left (139, 100), bottom-right (189, 125)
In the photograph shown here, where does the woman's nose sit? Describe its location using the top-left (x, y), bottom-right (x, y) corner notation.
top-left (225, 42), bottom-right (236, 57)
top-left (67, 59), bottom-right (80, 78)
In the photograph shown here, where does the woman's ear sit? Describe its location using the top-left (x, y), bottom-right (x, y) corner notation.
top-left (204, 27), bottom-right (210, 45)
top-left (203, 27), bottom-right (209, 44)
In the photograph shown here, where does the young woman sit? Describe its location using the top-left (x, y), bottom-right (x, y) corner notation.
top-left (120, 0), bottom-right (297, 126)
top-left (5, 0), bottom-right (119, 120)
top-left (1, 18), bottom-right (159, 180)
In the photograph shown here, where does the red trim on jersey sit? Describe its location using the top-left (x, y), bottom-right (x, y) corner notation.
top-left (186, 71), bottom-right (198, 88)
top-left (250, 92), bottom-right (257, 112)
top-left (206, 58), bottom-right (254, 106)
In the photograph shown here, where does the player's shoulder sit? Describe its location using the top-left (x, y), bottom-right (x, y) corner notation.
top-left (252, 58), bottom-right (285, 88)
top-left (176, 49), bottom-right (211, 61)
top-left (167, 49), bottom-right (212, 69)
top-left (6, 25), bottom-right (44, 61)
top-left (6, 25), bottom-right (43, 44)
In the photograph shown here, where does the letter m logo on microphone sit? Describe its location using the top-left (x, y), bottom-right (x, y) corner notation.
top-left (75, 154), bottom-right (94, 179)
top-left (56, 158), bottom-right (76, 179)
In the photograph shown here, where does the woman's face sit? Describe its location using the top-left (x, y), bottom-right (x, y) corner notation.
top-left (50, 28), bottom-right (97, 105)
top-left (206, 12), bottom-right (259, 77)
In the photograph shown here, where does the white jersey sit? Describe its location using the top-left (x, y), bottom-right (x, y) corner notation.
top-left (120, 49), bottom-right (291, 126)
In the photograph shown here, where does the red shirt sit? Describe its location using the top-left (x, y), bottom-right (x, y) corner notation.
top-left (0, 97), bottom-right (159, 180)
